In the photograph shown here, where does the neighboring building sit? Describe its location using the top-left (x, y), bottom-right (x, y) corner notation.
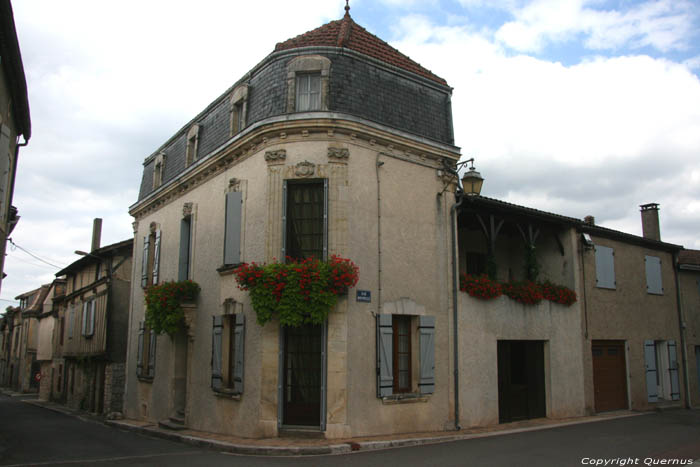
top-left (0, 0), bottom-right (31, 293)
top-left (456, 199), bottom-right (685, 425)
top-left (13, 284), bottom-right (50, 392)
top-left (125, 7), bottom-right (459, 438)
top-left (52, 222), bottom-right (132, 414)
top-left (1, 306), bottom-right (21, 388)
top-left (678, 249), bottom-right (700, 407)
top-left (35, 279), bottom-right (65, 401)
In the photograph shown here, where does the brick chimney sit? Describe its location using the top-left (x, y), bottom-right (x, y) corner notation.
top-left (640, 203), bottom-right (660, 241)
top-left (91, 218), bottom-right (102, 252)
top-left (584, 215), bottom-right (595, 225)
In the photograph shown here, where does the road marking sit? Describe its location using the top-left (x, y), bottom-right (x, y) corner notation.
top-left (1, 450), bottom-right (201, 466)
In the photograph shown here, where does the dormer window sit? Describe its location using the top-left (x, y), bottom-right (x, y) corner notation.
top-left (152, 152), bottom-right (166, 190)
top-left (296, 73), bottom-right (321, 111)
top-left (286, 55), bottom-right (330, 113)
top-left (230, 85), bottom-right (248, 135)
top-left (185, 124), bottom-right (200, 167)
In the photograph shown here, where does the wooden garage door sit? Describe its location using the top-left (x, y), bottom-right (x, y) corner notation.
top-left (592, 340), bottom-right (628, 412)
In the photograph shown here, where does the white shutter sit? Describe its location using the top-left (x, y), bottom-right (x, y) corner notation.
top-left (667, 340), bottom-right (680, 401)
top-left (233, 313), bottom-right (245, 394)
top-left (136, 321), bottom-right (144, 377)
top-left (644, 340), bottom-right (658, 402)
top-left (141, 236), bottom-right (149, 288)
top-left (211, 315), bottom-right (223, 390)
top-left (418, 316), bottom-right (436, 395)
top-left (152, 230), bottom-right (161, 285)
top-left (376, 314), bottom-right (393, 397)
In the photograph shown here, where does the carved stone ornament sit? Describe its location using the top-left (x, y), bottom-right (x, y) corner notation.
top-left (132, 221), bottom-right (139, 234)
top-left (182, 202), bottom-right (193, 218)
top-left (295, 160), bottom-right (316, 177)
top-left (328, 147), bottom-right (350, 162)
top-left (229, 177), bottom-right (241, 191)
top-left (149, 222), bottom-right (158, 234)
top-left (265, 149), bottom-right (287, 163)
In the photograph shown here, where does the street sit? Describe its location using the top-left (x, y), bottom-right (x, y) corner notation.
top-left (1, 394), bottom-right (699, 466)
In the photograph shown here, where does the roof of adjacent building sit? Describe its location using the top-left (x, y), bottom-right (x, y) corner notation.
top-left (274, 7), bottom-right (448, 86)
top-left (15, 283), bottom-right (50, 314)
top-left (55, 238), bottom-right (133, 277)
top-left (461, 195), bottom-right (683, 251)
top-left (0, 0), bottom-right (31, 139)
top-left (679, 249), bottom-right (700, 267)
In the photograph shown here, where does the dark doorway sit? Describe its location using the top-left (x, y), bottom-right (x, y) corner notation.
top-left (592, 340), bottom-right (628, 412)
top-left (282, 324), bottom-right (322, 426)
top-left (498, 340), bottom-right (546, 423)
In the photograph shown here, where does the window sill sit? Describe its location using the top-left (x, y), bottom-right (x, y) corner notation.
top-left (137, 376), bottom-right (154, 384)
top-left (217, 264), bottom-right (243, 276)
top-left (381, 393), bottom-right (429, 405)
top-left (213, 388), bottom-right (241, 400)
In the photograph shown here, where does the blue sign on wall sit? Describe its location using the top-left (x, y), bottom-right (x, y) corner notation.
top-left (356, 290), bottom-right (371, 303)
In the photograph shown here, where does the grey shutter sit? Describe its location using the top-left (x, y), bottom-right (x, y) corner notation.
top-left (224, 191), bottom-right (242, 265)
top-left (88, 300), bottom-right (96, 336)
top-left (645, 256), bottom-right (663, 295)
top-left (323, 178), bottom-right (328, 261)
top-left (211, 315), bottom-right (223, 390)
top-left (136, 321), bottom-right (144, 376)
top-left (178, 217), bottom-right (191, 281)
top-left (376, 314), bottom-right (393, 397)
top-left (0, 125), bottom-right (10, 217)
top-left (141, 236), bottom-right (149, 288)
top-left (281, 180), bottom-right (287, 259)
top-left (152, 230), bottom-right (161, 285)
top-left (418, 316), bottom-right (436, 395)
top-left (667, 340), bottom-right (680, 401)
top-left (147, 330), bottom-right (156, 378)
top-left (644, 340), bottom-right (658, 402)
top-left (233, 313), bottom-right (245, 394)
top-left (595, 245), bottom-right (616, 289)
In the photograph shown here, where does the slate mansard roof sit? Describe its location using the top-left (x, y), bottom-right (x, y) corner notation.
top-left (135, 9), bottom-right (455, 204)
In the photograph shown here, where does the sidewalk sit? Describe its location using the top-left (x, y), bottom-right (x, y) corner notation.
top-left (17, 395), bottom-right (650, 457)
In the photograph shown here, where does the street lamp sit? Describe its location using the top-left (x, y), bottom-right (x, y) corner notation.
top-left (461, 158), bottom-right (484, 196)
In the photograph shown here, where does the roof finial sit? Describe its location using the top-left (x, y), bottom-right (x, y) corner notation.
top-left (344, 0), bottom-right (350, 16)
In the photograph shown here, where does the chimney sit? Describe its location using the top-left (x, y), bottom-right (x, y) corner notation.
top-left (640, 203), bottom-right (660, 241)
top-left (91, 218), bottom-right (102, 252)
top-left (584, 215), bottom-right (595, 226)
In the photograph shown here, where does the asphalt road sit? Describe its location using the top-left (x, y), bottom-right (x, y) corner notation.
top-left (1, 393), bottom-right (699, 466)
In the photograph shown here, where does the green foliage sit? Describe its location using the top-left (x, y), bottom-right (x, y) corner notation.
top-left (145, 280), bottom-right (200, 335)
top-left (523, 244), bottom-right (540, 281)
top-left (234, 256), bottom-right (359, 327)
top-left (486, 253), bottom-right (498, 280)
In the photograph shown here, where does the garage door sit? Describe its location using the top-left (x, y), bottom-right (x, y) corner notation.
top-left (592, 340), bottom-right (628, 412)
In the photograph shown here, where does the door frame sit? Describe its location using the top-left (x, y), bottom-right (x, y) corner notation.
top-left (277, 321), bottom-right (327, 430)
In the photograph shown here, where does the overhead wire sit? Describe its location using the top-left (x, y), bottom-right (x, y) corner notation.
top-left (7, 238), bottom-right (62, 269)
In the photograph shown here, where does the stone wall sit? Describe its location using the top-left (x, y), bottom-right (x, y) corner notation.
top-left (104, 362), bottom-right (125, 414)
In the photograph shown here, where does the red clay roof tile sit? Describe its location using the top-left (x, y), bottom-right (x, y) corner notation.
top-left (274, 12), bottom-right (448, 86)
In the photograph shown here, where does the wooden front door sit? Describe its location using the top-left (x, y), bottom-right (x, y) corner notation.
top-left (592, 340), bottom-right (628, 412)
top-left (497, 340), bottom-right (546, 423)
top-left (282, 324), bottom-right (322, 426)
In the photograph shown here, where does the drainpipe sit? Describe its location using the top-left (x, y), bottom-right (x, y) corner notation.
top-left (450, 190), bottom-right (464, 431)
top-left (672, 251), bottom-right (691, 409)
top-left (376, 153), bottom-right (384, 315)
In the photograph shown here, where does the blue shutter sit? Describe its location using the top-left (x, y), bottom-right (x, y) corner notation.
top-left (667, 340), bottom-right (680, 401)
top-left (595, 245), bottom-right (615, 289)
top-left (418, 316), bottom-right (436, 395)
top-left (376, 314), bottom-right (393, 397)
top-left (81, 302), bottom-right (88, 336)
top-left (211, 315), bottom-right (223, 390)
top-left (147, 330), bottom-right (156, 378)
top-left (645, 256), bottom-right (663, 295)
top-left (233, 313), bottom-right (245, 394)
top-left (178, 217), bottom-right (191, 281)
top-left (136, 321), bottom-right (144, 377)
top-left (644, 340), bottom-right (658, 402)
top-left (224, 191), bottom-right (242, 265)
top-left (141, 236), bottom-right (149, 288)
top-left (152, 230), bottom-right (161, 285)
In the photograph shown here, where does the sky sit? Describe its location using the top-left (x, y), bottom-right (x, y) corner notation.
top-left (2, 0), bottom-right (699, 306)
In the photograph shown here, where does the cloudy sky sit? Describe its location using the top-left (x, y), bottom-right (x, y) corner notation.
top-left (2, 0), bottom-right (699, 306)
